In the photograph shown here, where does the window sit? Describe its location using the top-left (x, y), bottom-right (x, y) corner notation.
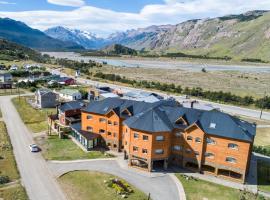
top-left (143, 135), bottom-right (149, 141)
top-left (156, 136), bottom-right (164, 141)
top-left (142, 149), bottom-right (148, 154)
top-left (228, 143), bottom-right (238, 150)
top-left (134, 133), bottom-right (139, 139)
top-left (209, 123), bottom-right (216, 129)
top-left (107, 132), bottom-right (112, 136)
top-left (87, 126), bottom-right (93, 131)
top-left (205, 152), bottom-right (215, 158)
top-left (226, 157), bottom-right (237, 163)
top-left (173, 145), bottom-right (181, 151)
top-left (155, 149), bottom-right (164, 154)
top-left (187, 136), bottom-right (193, 141)
top-left (195, 151), bottom-right (200, 156)
top-left (86, 115), bottom-right (92, 120)
top-left (195, 137), bottom-right (201, 143)
top-left (99, 118), bottom-right (106, 123)
top-left (114, 121), bottom-right (118, 126)
top-left (108, 120), bottom-right (112, 125)
top-left (99, 129), bottom-right (106, 134)
top-left (107, 143), bottom-right (111, 147)
top-left (175, 132), bottom-right (182, 137)
top-left (125, 141), bottom-right (127, 145)
top-left (206, 138), bottom-right (216, 145)
top-left (113, 133), bottom-right (116, 137)
top-left (185, 149), bottom-right (191, 154)
top-left (113, 144), bottom-right (117, 148)
top-left (133, 146), bottom-right (139, 152)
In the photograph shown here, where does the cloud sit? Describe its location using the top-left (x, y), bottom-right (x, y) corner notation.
top-left (47, 0), bottom-right (85, 7)
top-left (0, 0), bottom-right (269, 37)
top-left (0, 1), bottom-right (15, 4)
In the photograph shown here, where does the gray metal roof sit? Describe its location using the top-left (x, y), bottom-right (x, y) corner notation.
top-left (83, 98), bottom-right (256, 142)
top-left (59, 101), bottom-right (86, 112)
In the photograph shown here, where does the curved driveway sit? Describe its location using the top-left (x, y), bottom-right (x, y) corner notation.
top-left (48, 159), bottom-right (183, 200)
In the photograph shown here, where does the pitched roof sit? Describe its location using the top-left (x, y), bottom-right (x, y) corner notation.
top-left (83, 98), bottom-right (256, 142)
top-left (38, 88), bottom-right (55, 96)
top-left (59, 101), bottom-right (86, 112)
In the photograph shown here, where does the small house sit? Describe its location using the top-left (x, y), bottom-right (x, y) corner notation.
top-left (35, 88), bottom-right (57, 108)
top-left (0, 73), bottom-right (13, 89)
top-left (58, 89), bottom-right (82, 101)
top-left (57, 77), bottom-right (76, 85)
top-left (10, 65), bottom-right (18, 71)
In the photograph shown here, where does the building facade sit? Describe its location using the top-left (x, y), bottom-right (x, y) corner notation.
top-left (35, 88), bottom-right (57, 108)
top-left (74, 98), bottom-right (256, 183)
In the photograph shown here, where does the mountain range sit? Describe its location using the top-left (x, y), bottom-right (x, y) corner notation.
top-left (0, 10), bottom-right (270, 61)
top-left (45, 26), bottom-right (105, 49)
top-left (0, 18), bottom-right (84, 51)
top-left (45, 10), bottom-right (270, 61)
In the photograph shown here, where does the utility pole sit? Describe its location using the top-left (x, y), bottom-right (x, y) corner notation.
top-left (260, 92), bottom-right (267, 119)
top-left (147, 193), bottom-right (151, 200)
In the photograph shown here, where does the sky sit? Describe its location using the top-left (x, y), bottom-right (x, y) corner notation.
top-left (0, 0), bottom-right (270, 37)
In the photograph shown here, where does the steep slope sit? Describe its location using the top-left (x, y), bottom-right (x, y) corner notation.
top-left (45, 26), bottom-right (105, 49)
top-left (0, 39), bottom-right (46, 62)
top-left (108, 10), bottom-right (270, 61)
top-left (0, 18), bottom-right (84, 51)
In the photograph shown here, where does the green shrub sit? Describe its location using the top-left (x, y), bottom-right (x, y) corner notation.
top-left (0, 175), bottom-right (10, 184)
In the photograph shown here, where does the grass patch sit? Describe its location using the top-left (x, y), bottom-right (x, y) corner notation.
top-left (0, 184), bottom-right (28, 200)
top-left (36, 135), bottom-right (113, 161)
top-left (176, 174), bottom-right (262, 200)
top-left (0, 122), bottom-right (19, 181)
top-left (255, 128), bottom-right (270, 146)
top-left (258, 161), bottom-right (270, 193)
top-left (12, 96), bottom-right (56, 133)
top-left (58, 171), bottom-right (148, 200)
top-left (0, 121), bottom-right (29, 199)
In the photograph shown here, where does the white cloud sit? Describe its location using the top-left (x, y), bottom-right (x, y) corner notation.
top-left (0, 0), bottom-right (269, 37)
top-left (0, 1), bottom-right (15, 4)
top-left (47, 0), bottom-right (85, 7)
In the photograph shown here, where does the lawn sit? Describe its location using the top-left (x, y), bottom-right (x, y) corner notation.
top-left (0, 122), bottom-right (20, 181)
top-left (176, 174), bottom-right (262, 200)
top-left (258, 161), bottom-right (270, 193)
top-left (0, 184), bottom-right (28, 200)
top-left (12, 96), bottom-right (56, 133)
top-left (58, 171), bottom-right (148, 200)
top-left (255, 128), bottom-right (270, 147)
top-left (35, 135), bottom-right (113, 161)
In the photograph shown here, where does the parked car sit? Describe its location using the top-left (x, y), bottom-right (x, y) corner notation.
top-left (29, 144), bottom-right (39, 152)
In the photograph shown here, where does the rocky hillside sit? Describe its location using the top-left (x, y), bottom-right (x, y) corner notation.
top-left (0, 18), bottom-right (84, 51)
top-left (45, 26), bottom-right (105, 49)
top-left (108, 10), bottom-right (270, 61)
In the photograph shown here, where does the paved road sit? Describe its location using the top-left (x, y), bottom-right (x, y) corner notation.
top-left (48, 159), bottom-right (182, 200)
top-left (0, 95), bottom-right (66, 200)
top-left (52, 69), bottom-right (270, 121)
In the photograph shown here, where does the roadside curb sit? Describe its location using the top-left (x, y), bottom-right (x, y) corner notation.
top-left (169, 174), bottom-right (186, 200)
top-left (48, 158), bottom-right (117, 164)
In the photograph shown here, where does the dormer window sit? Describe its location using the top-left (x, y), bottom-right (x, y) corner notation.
top-left (209, 123), bottom-right (216, 129)
top-left (175, 118), bottom-right (185, 125)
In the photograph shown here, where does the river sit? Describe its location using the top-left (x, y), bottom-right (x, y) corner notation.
top-left (44, 52), bottom-right (270, 73)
